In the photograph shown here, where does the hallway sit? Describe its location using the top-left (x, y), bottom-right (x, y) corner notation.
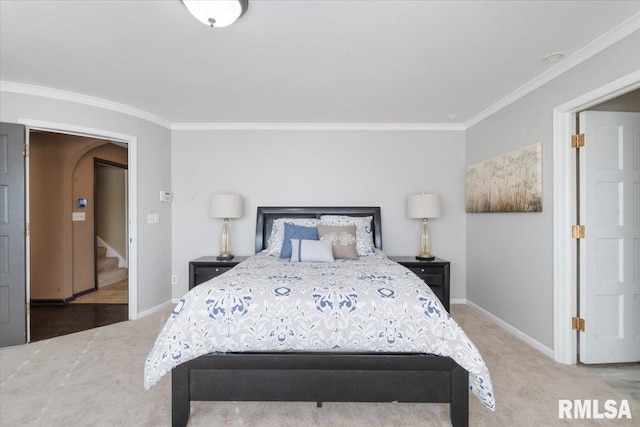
top-left (30, 280), bottom-right (128, 342)
top-left (30, 304), bottom-right (127, 342)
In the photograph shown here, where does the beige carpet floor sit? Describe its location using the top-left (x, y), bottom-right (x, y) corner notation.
top-left (1, 304), bottom-right (637, 426)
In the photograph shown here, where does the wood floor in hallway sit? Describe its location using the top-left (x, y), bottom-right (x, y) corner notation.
top-left (30, 281), bottom-right (129, 342)
top-left (30, 304), bottom-right (128, 342)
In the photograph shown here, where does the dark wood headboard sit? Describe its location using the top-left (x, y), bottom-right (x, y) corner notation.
top-left (255, 206), bottom-right (382, 254)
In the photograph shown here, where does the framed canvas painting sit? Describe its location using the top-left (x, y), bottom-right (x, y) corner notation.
top-left (466, 142), bottom-right (542, 213)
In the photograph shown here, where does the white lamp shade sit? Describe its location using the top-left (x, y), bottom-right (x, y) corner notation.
top-left (407, 193), bottom-right (441, 219)
top-left (182, 0), bottom-right (248, 28)
top-left (210, 193), bottom-right (243, 219)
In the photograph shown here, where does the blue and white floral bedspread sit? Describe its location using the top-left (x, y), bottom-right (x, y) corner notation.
top-left (143, 251), bottom-right (495, 411)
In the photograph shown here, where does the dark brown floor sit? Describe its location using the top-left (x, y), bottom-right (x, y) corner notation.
top-left (30, 303), bottom-right (128, 342)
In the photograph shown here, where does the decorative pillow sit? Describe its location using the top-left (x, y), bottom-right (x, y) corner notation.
top-left (265, 217), bottom-right (320, 256)
top-left (279, 223), bottom-right (319, 259)
top-left (317, 224), bottom-right (358, 260)
top-left (320, 215), bottom-right (374, 256)
top-left (290, 239), bottom-right (334, 263)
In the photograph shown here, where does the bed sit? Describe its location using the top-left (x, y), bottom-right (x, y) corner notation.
top-left (144, 207), bottom-right (494, 427)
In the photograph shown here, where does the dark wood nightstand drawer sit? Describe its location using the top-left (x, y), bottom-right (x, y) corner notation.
top-left (410, 270), bottom-right (444, 305)
top-left (389, 256), bottom-right (450, 312)
top-left (193, 266), bottom-right (233, 286)
top-left (189, 256), bottom-right (249, 290)
top-left (408, 269), bottom-right (444, 287)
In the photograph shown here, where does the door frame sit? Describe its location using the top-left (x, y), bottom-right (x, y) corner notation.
top-left (552, 69), bottom-right (640, 364)
top-left (17, 118), bottom-right (139, 321)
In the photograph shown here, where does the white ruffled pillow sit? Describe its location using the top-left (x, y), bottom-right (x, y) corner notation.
top-left (289, 239), bottom-right (334, 263)
top-left (265, 217), bottom-right (320, 256)
top-left (320, 215), bottom-right (374, 256)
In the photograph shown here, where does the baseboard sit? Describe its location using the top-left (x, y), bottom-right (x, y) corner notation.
top-left (30, 297), bottom-right (75, 305)
top-left (465, 300), bottom-right (554, 359)
top-left (73, 287), bottom-right (96, 299)
top-left (137, 300), bottom-right (174, 318)
top-left (451, 298), bottom-right (467, 305)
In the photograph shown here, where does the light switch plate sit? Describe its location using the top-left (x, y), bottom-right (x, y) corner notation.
top-left (159, 191), bottom-right (172, 203)
top-left (72, 212), bottom-right (86, 221)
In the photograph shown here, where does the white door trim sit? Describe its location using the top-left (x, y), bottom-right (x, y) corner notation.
top-left (16, 119), bottom-right (139, 320)
top-left (24, 128), bottom-right (31, 342)
top-left (552, 70), bottom-right (640, 364)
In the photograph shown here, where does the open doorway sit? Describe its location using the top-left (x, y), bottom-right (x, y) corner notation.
top-left (573, 93), bottom-right (640, 401)
top-left (553, 71), bottom-right (640, 365)
top-left (77, 160), bottom-right (130, 304)
top-left (28, 130), bottom-right (130, 341)
top-left (552, 74), bottom-right (640, 401)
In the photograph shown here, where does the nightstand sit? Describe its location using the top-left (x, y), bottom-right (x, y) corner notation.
top-left (389, 256), bottom-right (450, 312)
top-left (188, 256), bottom-right (249, 290)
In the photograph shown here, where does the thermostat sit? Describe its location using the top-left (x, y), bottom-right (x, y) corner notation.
top-left (159, 191), bottom-right (172, 203)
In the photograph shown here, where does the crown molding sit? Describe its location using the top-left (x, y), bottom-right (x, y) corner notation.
top-left (171, 122), bottom-right (466, 131)
top-left (1, 80), bottom-right (464, 131)
top-left (465, 11), bottom-right (640, 129)
top-left (4, 5), bottom-right (638, 135)
top-left (0, 81), bottom-right (172, 129)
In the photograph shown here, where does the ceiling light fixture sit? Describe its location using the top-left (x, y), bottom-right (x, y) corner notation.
top-left (182, 0), bottom-right (248, 28)
top-left (543, 52), bottom-right (565, 63)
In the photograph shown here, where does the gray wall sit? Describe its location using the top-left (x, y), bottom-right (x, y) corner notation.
top-left (465, 30), bottom-right (640, 349)
top-left (171, 129), bottom-right (467, 300)
top-left (588, 88), bottom-right (640, 112)
top-left (0, 91), bottom-right (172, 314)
top-left (3, 27), bottom-right (639, 355)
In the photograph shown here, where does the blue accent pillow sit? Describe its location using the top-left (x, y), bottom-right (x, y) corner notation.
top-left (279, 223), bottom-right (319, 258)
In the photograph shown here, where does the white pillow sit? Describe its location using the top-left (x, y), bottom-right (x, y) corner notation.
top-left (320, 215), bottom-right (374, 256)
top-left (290, 239), bottom-right (334, 263)
top-left (265, 217), bottom-right (320, 256)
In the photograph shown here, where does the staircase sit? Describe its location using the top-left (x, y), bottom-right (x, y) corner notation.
top-left (96, 246), bottom-right (128, 288)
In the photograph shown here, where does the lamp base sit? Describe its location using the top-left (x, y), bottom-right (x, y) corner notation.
top-left (415, 255), bottom-right (435, 261)
top-left (217, 254), bottom-right (234, 261)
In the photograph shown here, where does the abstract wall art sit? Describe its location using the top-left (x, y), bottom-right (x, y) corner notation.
top-left (466, 142), bottom-right (542, 213)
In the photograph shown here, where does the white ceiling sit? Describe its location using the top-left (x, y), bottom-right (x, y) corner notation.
top-left (1, 0), bottom-right (639, 127)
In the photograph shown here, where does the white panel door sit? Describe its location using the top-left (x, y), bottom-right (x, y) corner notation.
top-left (579, 111), bottom-right (640, 363)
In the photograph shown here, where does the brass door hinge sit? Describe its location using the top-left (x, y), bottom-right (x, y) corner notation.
top-left (572, 224), bottom-right (585, 239)
top-left (24, 223), bottom-right (30, 236)
top-left (25, 303), bottom-right (30, 316)
top-left (23, 144), bottom-right (29, 157)
top-left (572, 316), bottom-right (585, 332)
top-left (571, 133), bottom-right (585, 148)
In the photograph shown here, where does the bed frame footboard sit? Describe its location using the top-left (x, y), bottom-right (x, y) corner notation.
top-left (171, 352), bottom-right (468, 427)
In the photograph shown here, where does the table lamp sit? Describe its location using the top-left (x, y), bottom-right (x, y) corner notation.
top-left (210, 193), bottom-right (243, 260)
top-left (407, 193), bottom-right (441, 261)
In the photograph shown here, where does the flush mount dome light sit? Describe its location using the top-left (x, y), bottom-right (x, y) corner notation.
top-left (182, 0), bottom-right (248, 28)
top-left (543, 52), bottom-right (565, 63)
